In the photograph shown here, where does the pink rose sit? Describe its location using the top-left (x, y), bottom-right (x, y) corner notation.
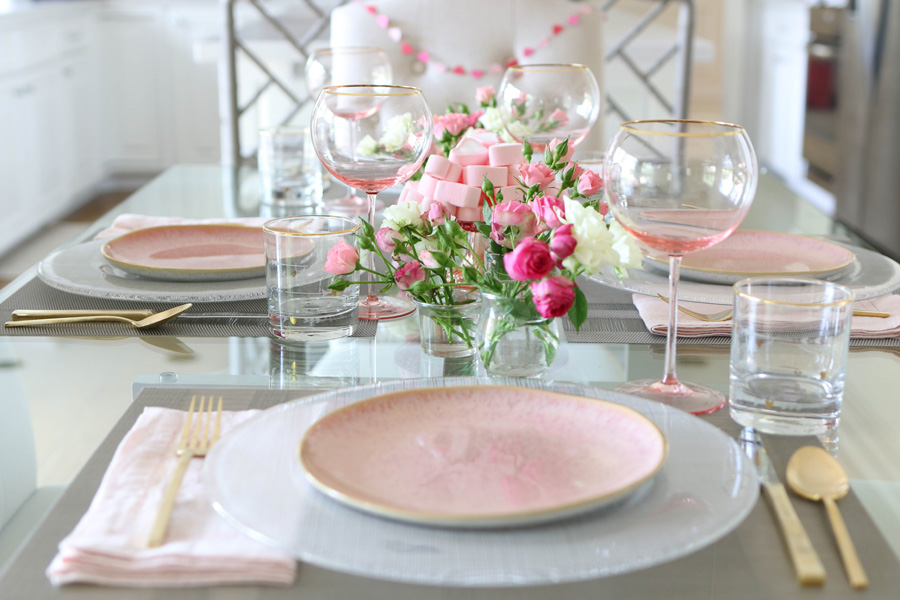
top-left (375, 227), bottom-right (402, 254)
top-left (530, 276), bottom-right (576, 318)
top-left (492, 201), bottom-right (535, 229)
top-left (503, 237), bottom-right (554, 281)
top-left (518, 163), bottom-right (555, 190)
top-left (550, 225), bottom-right (577, 261)
top-left (425, 201), bottom-right (450, 225)
top-left (548, 109), bottom-right (569, 126)
top-left (435, 113), bottom-right (470, 137)
top-left (419, 249), bottom-right (441, 268)
top-left (532, 195), bottom-right (566, 232)
top-left (548, 137), bottom-right (574, 163)
top-left (467, 111), bottom-right (484, 127)
top-left (577, 170), bottom-right (604, 196)
top-left (394, 260), bottom-right (426, 290)
top-left (476, 86), bottom-right (495, 105)
top-left (324, 240), bottom-right (358, 275)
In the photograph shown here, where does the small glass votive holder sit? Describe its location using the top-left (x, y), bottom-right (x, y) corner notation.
top-left (258, 126), bottom-right (324, 208)
top-left (729, 277), bottom-right (855, 436)
top-left (264, 216), bottom-right (360, 342)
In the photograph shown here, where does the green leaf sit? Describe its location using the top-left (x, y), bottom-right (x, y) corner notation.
top-left (474, 221), bottom-right (492, 238)
top-left (570, 287), bottom-right (588, 332)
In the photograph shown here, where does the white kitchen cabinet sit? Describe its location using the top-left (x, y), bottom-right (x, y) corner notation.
top-left (58, 54), bottom-right (102, 199)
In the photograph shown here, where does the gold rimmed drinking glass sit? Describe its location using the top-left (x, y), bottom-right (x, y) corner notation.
top-left (497, 63), bottom-right (600, 151)
top-left (310, 84), bottom-right (433, 320)
top-left (604, 119), bottom-right (758, 414)
top-left (305, 47), bottom-right (393, 214)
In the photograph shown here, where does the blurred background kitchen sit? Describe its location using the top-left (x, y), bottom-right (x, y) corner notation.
top-left (0, 0), bottom-right (896, 287)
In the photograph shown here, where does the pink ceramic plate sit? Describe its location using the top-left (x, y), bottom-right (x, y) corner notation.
top-left (102, 224), bottom-right (268, 282)
top-left (299, 386), bottom-right (668, 528)
top-left (645, 230), bottom-right (856, 284)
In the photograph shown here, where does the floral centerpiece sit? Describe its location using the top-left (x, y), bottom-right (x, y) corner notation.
top-left (324, 87), bottom-right (641, 369)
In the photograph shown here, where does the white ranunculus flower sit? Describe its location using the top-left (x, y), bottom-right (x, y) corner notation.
top-left (561, 198), bottom-right (623, 273)
top-left (506, 120), bottom-right (535, 141)
top-left (608, 219), bottom-right (643, 269)
top-left (383, 201), bottom-right (424, 231)
top-left (479, 107), bottom-right (505, 134)
top-left (356, 135), bottom-right (378, 155)
top-left (378, 113), bottom-right (413, 151)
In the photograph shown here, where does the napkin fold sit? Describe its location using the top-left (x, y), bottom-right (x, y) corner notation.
top-left (633, 293), bottom-right (900, 338)
top-left (94, 214), bottom-right (270, 240)
top-left (46, 407), bottom-right (296, 588)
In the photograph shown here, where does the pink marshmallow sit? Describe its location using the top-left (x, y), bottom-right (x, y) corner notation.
top-left (448, 138), bottom-right (489, 167)
top-left (446, 161), bottom-right (462, 183)
top-left (488, 143), bottom-right (527, 167)
top-left (507, 166), bottom-right (520, 186)
top-left (465, 130), bottom-right (502, 147)
top-left (418, 174), bottom-right (439, 198)
top-left (498, 185), bottom-right (525, 202)
top-left (434, 179), bottom-right (483, 209)
top-left (464, 165), bottom-right (508, 188)
top-left (455, 206), bottom-right (483, 222)
top-left (424, 155), bottom-right (455, 179)
top-left (399, 181), bottom-right (423, 205)
top-left (418, 196), bottom-right (434, 212)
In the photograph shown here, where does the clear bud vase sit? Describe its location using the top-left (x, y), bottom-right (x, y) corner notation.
top-left (413, 290), bottom-right (482, 358)
top-left (477, 292), bottom-right (560, 378)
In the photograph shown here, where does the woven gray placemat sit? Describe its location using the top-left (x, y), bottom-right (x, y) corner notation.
top-left (0, 278), bottom-right (377, 338)
top-left (567, 278), bottom-right (900, 347)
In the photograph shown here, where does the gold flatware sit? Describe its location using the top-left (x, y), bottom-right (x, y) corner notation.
top-left (657, 295), bottom-right (889, 322)
top-left (11, 309), bottom-right (154, 320)
top-left (739, 429), bottom-right (826, 586)
top-left (148, 395), bottom-right (222, 547)
top-left (4, 303), bottom-right (192, 329)
top-left (786, 446), bottom-right (869, 589)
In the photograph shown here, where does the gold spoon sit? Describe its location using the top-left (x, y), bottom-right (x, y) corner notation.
top-left (4, 303), bottom-right (193, 330)
top-left (786, 446), bottom-right (869, 589)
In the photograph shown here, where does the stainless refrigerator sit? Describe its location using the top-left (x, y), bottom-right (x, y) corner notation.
top-left (834, 0), bottom-right (900, 259)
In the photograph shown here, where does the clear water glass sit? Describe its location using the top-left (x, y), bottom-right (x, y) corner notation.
top-left (264, 216), bottom-right (360, 341)
top-left (729, 277), bottom-right (854, 435)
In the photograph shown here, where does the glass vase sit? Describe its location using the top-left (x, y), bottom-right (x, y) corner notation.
top-left (413, 290), bottom-right (481, 358)
top-left (477, 292), bottom-right (560, 378)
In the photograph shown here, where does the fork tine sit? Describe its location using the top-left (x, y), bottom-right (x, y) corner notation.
top-left (212, 397), bottom-right (223, 445)
top-left (189, 396), bottom-right (206, 450)
top-left (176, 396), bottom-right (196, 452)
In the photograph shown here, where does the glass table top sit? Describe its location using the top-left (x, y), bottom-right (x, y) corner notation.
top-left (1, 164), bottom-right (899, 576)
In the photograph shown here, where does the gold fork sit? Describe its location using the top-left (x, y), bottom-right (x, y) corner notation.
top-left (657, 294), bottom-right (891, 322)
top-left (148, 395), bottom-right (222, 547)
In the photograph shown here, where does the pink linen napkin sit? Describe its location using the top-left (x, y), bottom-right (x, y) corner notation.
top-left (94, 214), bottom-right (270, 240)
top-left (632, 293), bottom-right (900, 338)
top-left (46, 407), bottom-right (296, 588)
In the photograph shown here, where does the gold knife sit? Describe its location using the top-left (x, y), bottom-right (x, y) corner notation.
top-left (740, 428), bottom-right (826, 586)
top-left (10, 309), bottom-right (266, 321)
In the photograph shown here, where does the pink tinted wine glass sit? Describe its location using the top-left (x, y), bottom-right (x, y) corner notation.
top-left (604, 120), bottom-right (758, 414)
top-left (497, 63), bottom-right (600, 152)
top-left (305, 47), bottom-right (393, 214)
top-left (311, 85), bottom-right (433, 321)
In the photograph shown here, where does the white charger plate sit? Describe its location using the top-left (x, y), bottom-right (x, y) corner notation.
top-left (38, 240), bottom-right (266, 303)
top-left (593, 242), bottom-right (900, 305)
top-left (205, 378), bottom-right (758, 587)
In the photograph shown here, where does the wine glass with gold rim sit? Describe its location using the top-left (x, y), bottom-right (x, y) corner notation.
top-left (311, 84), bottom-right (433, 320)
top-left (497, 63), bottom-right (600, 152)
top-left (604, 119), bottom-right (758, 414)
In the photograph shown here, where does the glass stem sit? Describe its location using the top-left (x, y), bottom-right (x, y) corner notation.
top-left (662, 254), bottom-right (682, 386)
top-left (365, 192), bottom-right (379, 304)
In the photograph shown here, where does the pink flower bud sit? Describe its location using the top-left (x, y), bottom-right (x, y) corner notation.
top-left (577, 170), bottom-right (604, 196)
top-left (550, 232), bottom-right (577, 261)
top-left (375, 227), bottom-right (403, 254)
top-left (394, 260), bottom-right (426, 290)
top-left (425, 202), bottom-right (450, 226)
top-left (323, 240), bottom-right (358, 275)
top-left (530, 276), bottom-right (576, 318)
top-left (476, 86), bottom-right (495, 105)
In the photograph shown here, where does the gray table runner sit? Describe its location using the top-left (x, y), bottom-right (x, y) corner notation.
top-left (0, 278), bottom-right (377, 338)
top-left (1, 385), bottom-right (898, 599)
